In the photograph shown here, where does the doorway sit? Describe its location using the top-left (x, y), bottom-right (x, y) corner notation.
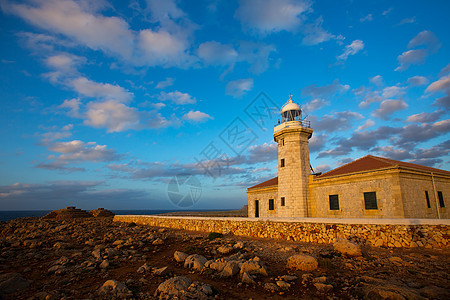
top-left (255, 200), bottom-right (259, 218)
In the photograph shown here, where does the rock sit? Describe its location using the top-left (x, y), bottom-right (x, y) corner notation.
top-left (313, 276), bottom-right (327, 284)
top-left (99, 260), bottom-right (109, 269)
top-left (276, 280), bottom-right (291, 289)
top-left (264, 282), bottom-right (279, 292)
top-left (234, 241), bottom-right (244, 249)
top-left (217, 245), bottom-right (233, 254)
top-left (153, 266), bottom-right (170, 276)
top-left (389, 257), bottom-right (404, 265)
top-left (0, 273), bottom-right (30, 295)
top-left (152, 238), bottom-right (164, 245)
top-left (137, 263), bottom-right (151, 273)
top-left (55, 256), bottom-right (70, 266)
top-left (174, 251), bottom-right (189, 263)
top-left (98, 279), bottom-right (129, 294)
top-left (89, 208), bottom-right (114, 218)
top-left (185, 282), bottom-right (214, 299)
top-left (105, 248), bottom-right (120, 257)
top-left (112, 239), bottom-right (124, 246)
top-left (301, 273), bottom-right (313, 284)
top-left (375, 239), bottom-right (384, 247)
top-left (420, 285), bottom-right (449, 299)
top-left (280, 275), bottom-right (297, 281)
top-left (184, 254), bottom-right (208, 271)
top-left (92, 249), bottom-right (101, 260)
top-left (155, 276), bottom-right (192, 298)
top-left (219, 261), bottom-right (240, 277)
top-left (333, 238), bottom-right (362, 257)
top-left (314, 283), bottom-right (333, 293)
top-left (286, 254), bottom-right (318, 271)
top-left (48, 265), bottom-right (64, 273)
top-left (208, 260), bottom-right (227, 272)
top-left (360, 282), bottom-right (426, 300)
top-left (240, 261), bottom-right (268, 276)
top-left (241, 271), bottom-right (256, 284)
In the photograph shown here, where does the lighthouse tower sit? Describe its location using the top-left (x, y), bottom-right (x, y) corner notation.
top-left (273, 96), bottom-right (313, 217)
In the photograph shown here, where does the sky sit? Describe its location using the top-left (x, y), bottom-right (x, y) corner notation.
top-left (0, 0), bottom-right (449, 211)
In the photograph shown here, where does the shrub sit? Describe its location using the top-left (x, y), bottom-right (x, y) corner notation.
top-left (207, 232), bottom-right (223, 240)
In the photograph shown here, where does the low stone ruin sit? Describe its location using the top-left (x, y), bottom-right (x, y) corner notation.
top-left (43, 207), bottom-right (114, 219)
top-left (89, 208), bottom-right (115, 218)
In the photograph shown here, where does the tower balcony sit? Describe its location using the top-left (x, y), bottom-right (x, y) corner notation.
top-left (274, 120), bottom-right (311, 133)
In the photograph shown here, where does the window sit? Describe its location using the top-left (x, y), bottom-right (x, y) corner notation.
top-left (269, 199), bottom-right (274, 210)
top-left (425, 191), bottom-right (431, 208)
top-left (281, 197), bottom-right (285, 206)
top-left (364, 192), bottom-right (378, 210)
top-left (438, 191), bottom-right (445, 208)
top-left (282, 139), bottom-right (285, 146)
top-left (280, 158), bottom-right (285, 167)
top-left (329, 194), bottom-right (339, 210)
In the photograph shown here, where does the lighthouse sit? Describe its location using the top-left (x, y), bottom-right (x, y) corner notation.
top-left (273, 96), bottom-right (313, 217)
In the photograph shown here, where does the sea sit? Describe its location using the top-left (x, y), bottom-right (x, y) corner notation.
top-left (0, 209), bottom-right (231, 222)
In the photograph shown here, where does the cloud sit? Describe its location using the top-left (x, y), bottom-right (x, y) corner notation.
top-left (310, 111), bottom-right (363, 133)
top-left (371, 146), bottom-right (413, 161)
top-left (438, 64), bottom-right (450, 77)
top-left (360, 14), bottom-right (373, 22)
top-left (426, 75), bottom-right (450, 109)
top-left (406, 111), bottom-right (444, 123)
top-left (39, 124), bottom-right (73, 143)
top-left (396, 31), bottom-right (441, 71)
top-left (71, 77), bottom-right (133, 102)
top-left (2, 0), bottom-right (195, 68)
top-left (155, 77), bottom-right (175, 89)
top-left (182, 110), bottom-right (213, 123)
top-left (407, 76), bottom-right (429, 86)
top-left (198, 41), bottom-right (238, 66)
top-left (356, 84), bottom-right (406, 109)
top-left (337, 40), bottom-right (364, 60)
top-left (303, 98), bottom-right (330, 112)
top-left (369, 75), bottom-right (383, 86)
top-left (36, 139), bottom-right (123, 172)
top-left (398, 17), bottom-right (416, 25)
top-left (302, 79), bottom-right (350, 98)
top-left (314, 164), bottom-right (331, 173)
top-left (234, 0), bottom-right (311, 34)
top-left (84, 100), bottom-right (139, 132)
top-left (45, 53), bottom-right (85, 73)
top-left (158, 91), bottom-right (197, 105)
top-left (59, 98), bottom-right (82, 118)
top-left (381, 86), bottom-right (405, 98)
top-left (238, 42), bottom-right (276, 74)
top-left (246, 143), bottom-right (277, 164)
top-left (372, 99), bottom-right (408, 120)
top-left (356, 119), bottom-right (375, 131)
top-left (301, 16), bottom-right (342, 46)
top-left (309, 134), bottom-right (327, 153)
top-left (226, 78), bottom-right (253, 98)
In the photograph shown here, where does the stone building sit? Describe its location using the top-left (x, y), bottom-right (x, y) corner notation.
top-left (247, 97), bottom-right (450, 219)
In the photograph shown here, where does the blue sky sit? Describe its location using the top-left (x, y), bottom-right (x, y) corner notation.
top-left (0, 0), bottom-right (449, 210)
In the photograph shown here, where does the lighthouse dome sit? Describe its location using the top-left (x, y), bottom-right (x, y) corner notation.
top-left (280, 97), bottom-right (301, 122)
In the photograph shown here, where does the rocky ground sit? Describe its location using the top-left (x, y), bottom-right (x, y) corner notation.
top-left (0, 217), bottom-right (449, 299)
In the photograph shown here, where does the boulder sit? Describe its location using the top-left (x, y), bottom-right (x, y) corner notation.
top-left (219, 261), bottom-right (240, 277)
top-left (240, 261), bottom-right (268, 276)
top-left (241, 271), bottom-right (256, 284)
top-left (153, 266), bottom-right (170, 276)
top-left (174, 251), bottom-right (189, 263)
top-left (184, 254), bottom-right (208, 271)
top-left (89, 208), bottom-right (115, 218)
top-left (276, 280), bottom-right (291, 289)
top-left (314, 283), bottom-right (333, 293)
top-left (137, 263), bottom-right (151, 274)
top-left (286, 254), bottom-right (318, 271)
top-left (98, 279), bottom-right (129, 294)
top-left (264, 282), bottom-right (279, 292)
top-left (217, 245), bottom-right (233, 254)
top-left (99, 260), bottom-right (109, 269)
top-left (333, 238), bottom-right (362, 257)
top-left (156, 276), bottom-right (192, 298)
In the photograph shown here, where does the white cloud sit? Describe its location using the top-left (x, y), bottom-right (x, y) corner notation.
top-left (337, 40), bottom-right (364, 60)
top-left (158, 91), bottom-right (197, 105)
top-left (2, 0), bottom-right (195, 68)
top-left (39, 124), bottom-right (73, 143)
top-left (234, 0), bottom-right (311, 34)
top-left (381, 86), bottom-right (406, 98)
top-left (155, 77), bottom-right (175, 89)
top-left (182, 110), bottom-right (213, 123)
top-left (396, 31), bottom-right (441, 71)
top-left (407, 76), bottom-right (429, 86)
top-left (356, 119), bottom-right (375, 131)
top-left (395, 49), bottom-right (427, 71)
top-left (45, 53), bottom-right (85, 72)
top-left (406, 111), bottom-right (444, 123)
top-left (71, 77), bottom-right (133, 102)
top-left (426, 75), bottom-right (450, 93)
top-left (226, 78), bottom-right (253, 98)
top-left (360, 14), bottom-right (373, 22)
top-left (198, 41), bottom-right (238, 66)
top-left (238, 42), bottom-right (276, 74)
top-left (302, 79), bottom-right (350, 98)
top-left (84, 100), bottom-right (139, 132)
top-left (369, 75), bottom-right (383, 86)
top-left (398, 17), bottom-right (416, 25)
top-left (303, 98), bottom-right (329, 112)
top-left (59, 98), bottom-right (81, 118)
top-left (372, 99), bottom-right (408, 120)
top-left (301, 16), bottom-right (342, 46)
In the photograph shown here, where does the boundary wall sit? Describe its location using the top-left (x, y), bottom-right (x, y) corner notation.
top-left (113, 215), bottom-right (450, 248)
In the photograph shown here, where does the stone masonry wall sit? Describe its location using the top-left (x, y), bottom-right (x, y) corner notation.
top-left (114, 215), bottom-right (449, 248)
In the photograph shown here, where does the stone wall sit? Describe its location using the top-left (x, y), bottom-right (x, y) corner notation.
top-left (114, 215), bottom-right (449, 248)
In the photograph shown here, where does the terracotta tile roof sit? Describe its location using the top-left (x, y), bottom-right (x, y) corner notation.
top-left (248, 177), bottom-right (278, 190)
top-left (317, 155), bottom-right (450, 178)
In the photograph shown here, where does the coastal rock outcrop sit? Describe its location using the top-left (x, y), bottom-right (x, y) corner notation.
top-left (42, 206), bottom-right (93, 219)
